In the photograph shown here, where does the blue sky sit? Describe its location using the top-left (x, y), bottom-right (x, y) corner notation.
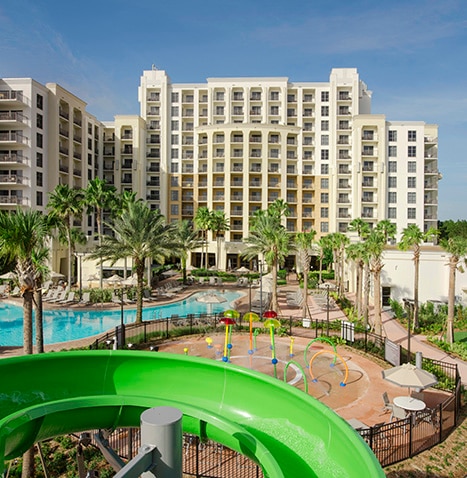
top-left (1, 0), bottom-right (466, 220)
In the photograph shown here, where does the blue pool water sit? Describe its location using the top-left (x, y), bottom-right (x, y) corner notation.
top-left (0, 290), bottom-right (243, 346)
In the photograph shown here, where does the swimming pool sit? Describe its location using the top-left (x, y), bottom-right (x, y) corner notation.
top-left (0, 290), bottom-right (243, 346)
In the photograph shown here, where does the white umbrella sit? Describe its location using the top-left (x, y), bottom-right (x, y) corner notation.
top-left (236, 266), bottom-right (250, 274)
top-left (104, 274), bottom-right (123, 285)
top-left (0, 271), bottom-right (16, 280)
top-left (196, 293), bottom-right (227, 305)
top-left (50, 271), bottom-right (65, 279)
top-left (122, 275), bottom-right (138, 287)
top-left (382, 363), bottom-right (438, 394)
top-left (87, 274), bottom-right (99, 282)
top-left (161, 270), bottom-right (178, 277)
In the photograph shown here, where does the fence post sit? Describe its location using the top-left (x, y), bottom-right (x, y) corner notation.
top-left (166, 318), bottom-right (169, 339)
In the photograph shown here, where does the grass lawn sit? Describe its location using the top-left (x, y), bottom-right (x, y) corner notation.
top-left (454, 330), bottom-right (467, 343)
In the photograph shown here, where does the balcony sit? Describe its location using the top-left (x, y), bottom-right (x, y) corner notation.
top-left (0, 196), bottom-right (26, 205)
top-left (230, 209), bottom-right (243, 216)
top-left (59, 164), bottom-right (69, 173)
top-left (0, 175), bottom-right (25, 184)
top-left (0, 132), bottom-right (27, 144)
top-left (213, 194), bottom-right (225, 201)
top-left (0, 153), bottom-right (26, 164)
top-left (0, 90), bottom-right (25, 104)
top-left (231, 180), bottom-right (243, 187)
top-left (0, 112), bottom-right (25, 124)
top-left (249, 195), bottom-right (261, 202)
top-left (231, 194), bottom-right (243, 201)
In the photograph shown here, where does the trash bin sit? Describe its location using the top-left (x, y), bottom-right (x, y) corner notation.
top-left (302, 318), bottom-right (311, 328)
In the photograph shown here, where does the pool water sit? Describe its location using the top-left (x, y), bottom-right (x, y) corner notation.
top-left (0, 290), bottom-right (243, 346)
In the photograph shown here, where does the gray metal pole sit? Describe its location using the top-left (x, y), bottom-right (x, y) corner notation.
top-left (141, 406), bottom-right (183, 478)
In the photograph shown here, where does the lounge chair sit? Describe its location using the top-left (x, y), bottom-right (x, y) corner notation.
top-left (0, 284), bottom-right (8, 298)
top-left (43, 289), bottom-right (60, 302)
top-left (143, 289), bottom-right (153, 302)
top-left (79, 292), bottom-right (91, 305)
top-left (9, 286), bottom-right (21, 297)
top-left (59, 291), bottom-right (76, 304)
top-left (49, 290), bottom-right (68, 303)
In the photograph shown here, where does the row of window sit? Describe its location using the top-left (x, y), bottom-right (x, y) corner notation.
top-left (388, 130), bottom-right (417, 142)
top-left (388, 145), bottom-right (417, 157)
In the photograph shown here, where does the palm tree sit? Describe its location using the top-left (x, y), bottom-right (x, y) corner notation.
top-left (174, 220), bottom-right (204, 283)
top-left (194, 206), bottom-right (211, 269)
top-left (440, 237), bottom-right (467, 344)
top-left (295, 230), bottom-right (316, 318)
top-left (398, 225), bottom-right (437, 330)
top-left (31, 245), bottom-right (50, 354)
top-left (84, 178), bottom-right (116, 289)
top-left (47, 184), bottom-right (83, 286)
top-left (376, 219), bottom-right (397, 244)
top-left (346, 242), bottom-right (366, 319)
top-left (366, 229), bottom-right (387, 336)
top-left (0, 209), bottom-right (51, 478)
top-left (209, 210), bottom-right (230, 270)
top-left (242, 212), bottom-right (294, 313)
top-left (89, 199), bottom-right (178, 323)
top-left (348, 218), bottom-right (370, 240)
top-left (326, 232), bottom-right (349, 297)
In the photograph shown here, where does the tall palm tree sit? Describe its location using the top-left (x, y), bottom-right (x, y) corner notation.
top-left (242, 212), bottom-right (294, 313)
top-left (31, 245), bottom-right (50, 354)
top-left (47, 184), bottom-right (83, 286)
top-left (346, 242), bottom-right (366, 319)
top-left (209, 210), bottom-right (230, 270)
top-left (194, 206), bottom-right (211, 269)
top-left (0, 209), bottom-right (51, 478)
top-left (84, 178), bottom-right (116, 289)
top-left (89, 199), bottom-right (178, 323)
top-left (327, 232), bottom-right (349, 297)
top-left (376, 219), bottom-right (397, 244)
top-left (398, 225), bottom-right (437, 330)
top-left (295, 230), bottom-right (316, 318)
top-left (440, 237), bottom-right (467, 344)
top-left (366, 229), bottom-right (387, 336)
top-left (174, 220), bottom-right (204, 283)
top-left (348, 218), bottom-right (370, 240)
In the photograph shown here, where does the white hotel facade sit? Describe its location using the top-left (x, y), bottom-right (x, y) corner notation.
top-left (0, 68), bottom-right (443, 296)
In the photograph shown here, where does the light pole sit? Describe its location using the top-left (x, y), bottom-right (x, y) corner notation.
top-left (119, 286), bottom-right (126, 349)
top-left (259, 261), bottom-right (265, 319)
top-left (325, 283), bottom-right (330, 336)
top-left (74, 252), bottom-right (86, 300)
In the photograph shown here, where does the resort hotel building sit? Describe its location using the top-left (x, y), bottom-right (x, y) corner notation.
top-left (0, 68), bottom-right (440, 276)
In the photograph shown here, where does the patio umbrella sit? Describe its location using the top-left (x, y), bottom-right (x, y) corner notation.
top-left (219, 317), bottom-right (236, 362)
top-left (122, 274), bottom-right (138, 287)
top-left (50, 271), bottom-right (65, 279)
top-left (382, 363), bottom-right (438, 395)
top-left (104, 274), bottom-right (123, 286)
top-left (161, 270), bottom-right (178, 277)
top-left (236, 266), bottom-right (250, 274)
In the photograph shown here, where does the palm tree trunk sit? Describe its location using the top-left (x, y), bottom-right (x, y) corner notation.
top-left (271, 259), bottom-right (279, 313)
top-left (135, 261), bottom-right (145, 324)
top-left (21, 447), bottom-right (35, 478)
top-left (34, 287), bottom-right (44, 354)
top-left (363, 262), bottom-right (370, 328)
top-left (356, 261), bottom-right (363, 318)
top-left (302, 259), bottom-right (309, 319)
top-left (446, 258), bottom-right (456, 344)
top-left (373, 267), bottom-right (383, 336)
top-left (413, 255), bottom-right (420, 330)
top-left (97, 207), bottom-right (104, 290)
top-left (23, 289), bottom-right (33, 355)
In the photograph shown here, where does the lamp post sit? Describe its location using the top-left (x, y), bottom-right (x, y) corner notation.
top-left (119, 286), bottom-right (126, 349)
top-left (325, 283), bottom-right (330, 336)
top-left (74, 252), bottom-right (86, 300)
top-left (259, 261), bottom-right (264, 319)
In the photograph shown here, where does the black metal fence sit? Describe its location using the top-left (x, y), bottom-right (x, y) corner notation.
top-left (89, 312), bottom-right (463, 470)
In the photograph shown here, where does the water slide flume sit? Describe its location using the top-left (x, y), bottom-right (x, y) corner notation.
top-left (0, 351), bottom-right (384, 477)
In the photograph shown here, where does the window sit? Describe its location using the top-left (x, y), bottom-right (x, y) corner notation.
top-left (36, 114), bottom-right (43, 129)
top-left (36, 133), bottom-right (43, 148)
top-left (270, 91), bottom-right (279, 100)
top-left (321, 91), bottom-right (329, 102)
top-left (321, 207), bottom-right (329, 218)
top-left (303, 108), bottom-right (313, 117)
top-left (408, 161), bottom-right (416, 173)
top-left (36, 191), bottom-right (43, 206)
top-left (388, 177), bottom-right (397, 188)
top-left (408, 130), bottom-right (417, 142)
top-left (321, 135), bottom-right (329, 146)
top-left (36, 152), bottom-right (43, 168)
top-left (320, 222), bottom-right (329, 233)
top-left (388, 145), bottom-right (397, 157)
top-left (171, 135), bottom-right (178, 145)
top-left (321, 120), bottom-right (329, 131)
top-left (36, 172), bottom-right (43, 187)
top-left (170, 204), bottom-right (179, 216)
top-left (320, 193), bottom-right (329, 203)
top-left (407, 208), bottom-right (416, 219)
top-left (171, 92), bottom-right (179, 102)
top-left (338, 120), bottom-right (349, 129)
top-left (215, 106), bottom-right (224, 115)
top-left (388, 161), bottom-right (397, 173)
top-left (215, 91), bottom-right (224, 101)
top-left (171, 190), bottom-right (179, 201)
top-left (388, 192), bottom-right (397, 203)
top-left (304, 94), bottom-right (313, 102)
top-left (171, 106), bottom-right (179, 116)
top-left (408, 146), bottom-right (416, 157)
top-left (388, 207), bottom-right (397, 219)
top-left (251, 106), bottom-right (261, 115)
top-left (287, 94), bottom-right (296, 102)
top-left (36, 94), bottom-right (43, 110)
top-left (270, 106), bottom-right (279, 115)
top-left (321, 164), bottom-right (329, 174)
top-left (287, 108), bottom-right (296, 117)
top-left (170, 163), bottom-right (179, 173)
top-left (388, 130), bottom-right (397, 141)
top-left (408, 177), bottom-right (416, 188)
top-left (171, 120), bottom-right (179, 130)
top-left (171, 149), bottom-right (179, 159)
top-left (321, 178), bottom-right (329, 188)
top-left (321, 150), bottom-right (329, 160)
top-left (408, 192), bottom-right (416, 204)
top-left (321, 106), bottom-right (329, 116)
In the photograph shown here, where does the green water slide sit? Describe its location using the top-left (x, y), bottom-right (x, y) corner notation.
top-left (0, 351), bottom-right (384, 477)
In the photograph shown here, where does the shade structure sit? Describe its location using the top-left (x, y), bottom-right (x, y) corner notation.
top-left (122, 275), bottom-right (138, 287)
top-left (87, 274), bottom-right (99, 282)
top-left (263, 310), bottom-right (278, 319)
top-left (382, 363), bottom-right (438, 391)
top-left (196, 293), bottom-right (227, 305)
top-left (223, 309), bottom-right (240, 319)
top-left (236, 266), bottom-right (250, 274)
top-left (0, 272), bottom-right (16, 280)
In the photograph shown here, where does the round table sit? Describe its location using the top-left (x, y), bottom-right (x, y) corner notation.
top-left (393, 396), bottom-right (426, 411)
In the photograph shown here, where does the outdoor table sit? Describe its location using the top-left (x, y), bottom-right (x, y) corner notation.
top-left (393, 396), bottom-right (426, 412)
top-left (347, 418), bottom-right (369, 431)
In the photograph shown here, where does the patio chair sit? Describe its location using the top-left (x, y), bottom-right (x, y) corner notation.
top-left (49, 290), bottom-right (68, 303)
top-left (9, 286), bottom-right (21, 297)
top-left (415, 407), bottom-right (439, 430)
top-left (382, 392), bottom-right (394, 414)
top-left (43, 289), bottom-right (59, 302)
top-left (59, 291), bottom-right (76, 304)
top-left (79, 292), bottom-right (91, 305)
top-left (390, 405), bottom-right (407, 422)
top-left (143, 289), bottom-right (153, 302)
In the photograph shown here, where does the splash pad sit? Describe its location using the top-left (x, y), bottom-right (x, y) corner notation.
top-left (159, 333), bottom-right (369, 410)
